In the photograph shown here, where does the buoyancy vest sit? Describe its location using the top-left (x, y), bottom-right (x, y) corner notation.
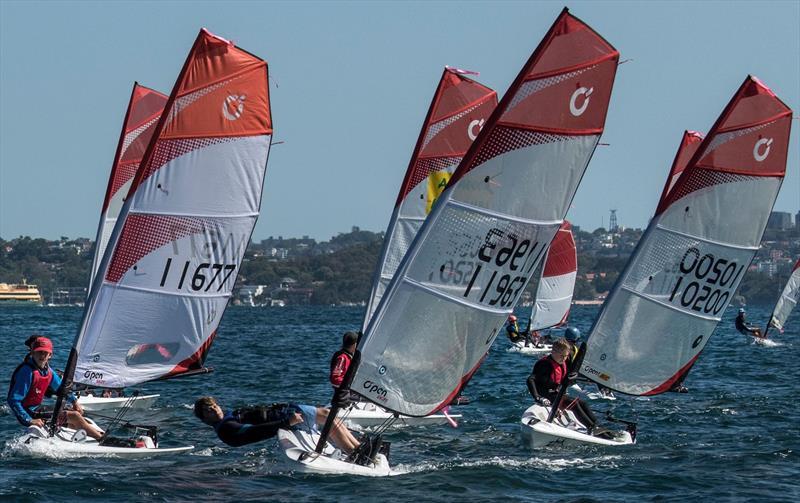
top-left (21, 361), bottom-right (53, 409)
top-left (330, 349), bottom-right (353, 387)
top-left (545, 355), bottom-right (568, 388)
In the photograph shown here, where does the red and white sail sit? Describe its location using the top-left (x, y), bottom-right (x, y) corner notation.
top-left (529, 220), bottom-right (577, 331)
top-left (767, 258), bottom-right (800, 334)
top-left (352, 9), bottom-right (619, 416)
top-left (72, 29), bottom-right (272, 387)
top-left (658, 130), bottom-right (705, 203)
top-left (581, 76), bottom-right (793, 395)
top-left (362, 68), bottom-right (497, 329)
top-left (89, 84), bottom-right (167, 289)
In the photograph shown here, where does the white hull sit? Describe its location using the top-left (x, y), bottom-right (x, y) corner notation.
top-left (569, 384), bottom-right (617, 401)
top-left (15, 420), bottom-right (193, 458)
top-left (508, 341), bottom-right (552, 355)
top-left (339, 402), bottom-right (460, 428)
top-left (277, 428), bottom-right (393, 477)
top-left (519, 404), bottom-right (633, 448)
top-left (78, 394), bottom-right (160, 411)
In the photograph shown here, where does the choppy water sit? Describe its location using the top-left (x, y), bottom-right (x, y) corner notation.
top-left (1, 304), bottom-right (797, 502)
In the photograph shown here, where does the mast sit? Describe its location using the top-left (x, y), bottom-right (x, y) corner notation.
top-left (52, 29), bottom-right (273, 431)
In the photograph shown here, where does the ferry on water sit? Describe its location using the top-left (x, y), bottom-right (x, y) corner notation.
top-left (0, 281), bottom-right (43, 305)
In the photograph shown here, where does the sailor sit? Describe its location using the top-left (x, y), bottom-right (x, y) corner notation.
top-left (7, 335), bottom-right (103, 439)
top-left (735, 308), bottom-right (764, 338)
top-left (526, 338), bottom-right (602, 435)
top-left (194, 396), bottom-right (360, 453)
top-left (330, 331), bottom-right (360, 407)
top-left (506, 315), bottom-right (525, 344)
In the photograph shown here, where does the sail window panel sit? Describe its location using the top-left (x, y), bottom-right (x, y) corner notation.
top-left (619, 227), bottom-right (753, 320)
top-left (132, 135), bottom-right (270, 217)
top-left (452, 135), bottom-right (597, 221)
top-left (74, 287), bottom-right (227, 388)
top-left (658, 174), bottom-right (781, 247)
top-left (382, 218), bottom-right (424, 279)
top-left (354, 282), bottom-right (503, 416)
top-left (405, 203), bottom-right (559, 307)
top-left (582, 290), bottom-right (718, 395)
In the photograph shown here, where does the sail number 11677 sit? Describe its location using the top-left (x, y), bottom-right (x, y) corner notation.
top-left (159, 258), bottom-right (237, 292)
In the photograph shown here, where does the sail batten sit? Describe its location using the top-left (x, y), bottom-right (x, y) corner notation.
top-left (354, 9), bottom-right (620, 416)
top-left (69, 29), bottom-right (272, 388)
top-left (581, 76), bottom-right (793, 395)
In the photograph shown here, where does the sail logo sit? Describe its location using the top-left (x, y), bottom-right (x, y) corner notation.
top-left (569, 87), bottom-right (593, 117)
top-left (753, 138), bottom-right (773, 162)
top-left (222, 94), bottom-right (246, 121)
top-left (426, 171), bottom-right (452, 214)
top-left (363, 380), bottom-right (388, 400)
top-left (468, 119), bottom-right (485, 141)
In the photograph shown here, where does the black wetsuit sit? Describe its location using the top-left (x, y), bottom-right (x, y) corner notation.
top-left (213, 405), bottom-right (296, 447)
top-left (735, 313), bottom-right (759, 336)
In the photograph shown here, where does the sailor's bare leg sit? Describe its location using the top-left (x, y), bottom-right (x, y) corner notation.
top-left (315, 408), bottom-right (360, 452)
top-left (64, 410), bottom-right (103, 439)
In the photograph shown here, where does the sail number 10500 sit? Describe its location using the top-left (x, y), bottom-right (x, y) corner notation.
top-left (159, 258), bottom-right (237, 292)
top-left (668, 247), bottom-right (744, 315)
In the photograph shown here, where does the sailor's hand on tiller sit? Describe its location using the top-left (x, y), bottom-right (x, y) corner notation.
top-left (30, 419), bottom-right (45, 427)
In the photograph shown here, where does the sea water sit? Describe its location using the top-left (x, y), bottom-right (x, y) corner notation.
top-left (1, 305), bottom-right (797, 502)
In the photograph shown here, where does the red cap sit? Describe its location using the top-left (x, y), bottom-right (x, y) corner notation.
top-left (509, 315), bottom-right (517, 322)
top-left (31, 337), bottom-right (53, 354)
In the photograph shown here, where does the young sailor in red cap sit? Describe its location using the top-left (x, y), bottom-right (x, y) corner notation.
top-left (7, 335), bottom-right (102, 439)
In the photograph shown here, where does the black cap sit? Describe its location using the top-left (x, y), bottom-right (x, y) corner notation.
top-left (343, 331), bottom-right (358, 346)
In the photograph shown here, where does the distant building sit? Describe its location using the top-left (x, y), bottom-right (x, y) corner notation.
top-left (767, 211), bottom-right (793, 230)
top-left (796, 211), bottom-right (800, 231)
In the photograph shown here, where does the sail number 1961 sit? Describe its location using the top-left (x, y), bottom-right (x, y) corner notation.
top-left (159, 258), bottom-right (237, 292)
top-left (668, 247), bottom-right (744, 315)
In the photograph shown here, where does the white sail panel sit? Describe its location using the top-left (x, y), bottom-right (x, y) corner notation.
top-left (353, 9), bottom-right (620, 416)
top-left (71, 29), bottom-right (272, 387)
top-left (768, 259), bottom-right (800, 333)
top-left (580, 76), bottom-right (793, 395)
top-left (529, 221), bottom-right (576, 330)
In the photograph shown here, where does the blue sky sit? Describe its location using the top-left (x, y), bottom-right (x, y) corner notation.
top-left (1, 1), bottom-right (798, 241)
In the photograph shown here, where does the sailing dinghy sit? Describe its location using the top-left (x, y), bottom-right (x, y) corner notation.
top-left (339, 67), bottom-right (497, 429)
top-left (280, 8), bottom-right (620, 475)
top-left (522, 76), bottom-right (793, 448)
top-left (21, 28), bottom-right (273, 458)
top-left (764, 258), bottom-right (800, 337)
top-left (510, 220), bottom-right (577, 354)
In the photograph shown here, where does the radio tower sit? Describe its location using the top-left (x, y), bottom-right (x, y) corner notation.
top-left (609, 209), bottom-right (618, 233)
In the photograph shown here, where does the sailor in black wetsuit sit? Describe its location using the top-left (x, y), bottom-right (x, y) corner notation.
top-left (194, 396), bottom-right (361, 452)
top-left (735, 308), bottom-right (764, 338)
